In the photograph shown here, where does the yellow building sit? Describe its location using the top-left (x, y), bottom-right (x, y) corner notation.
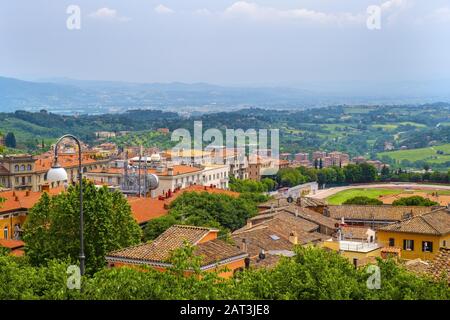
top-left (323, 239), bottom-right (382, 267)
top-left (378, 207), bottom-right (450, 261)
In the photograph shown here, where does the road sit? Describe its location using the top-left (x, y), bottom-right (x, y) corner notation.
top-left (309, 183), bottom-right (450, 199)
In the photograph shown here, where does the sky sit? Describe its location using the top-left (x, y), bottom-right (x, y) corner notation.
top-left (1, 0), bottom-right (450, 88)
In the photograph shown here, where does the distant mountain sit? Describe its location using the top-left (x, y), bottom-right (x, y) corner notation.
top-left (1, 76), bottom-right (450, 115)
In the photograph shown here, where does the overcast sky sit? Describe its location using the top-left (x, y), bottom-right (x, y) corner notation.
top-left (1, 0), bottom-right (449, 87)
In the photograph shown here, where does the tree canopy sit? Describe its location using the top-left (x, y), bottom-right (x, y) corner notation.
top-left (0, 245), bottom-right (448, 300)
top-left (144, 191), bottom-right (260, 241)
top-left (23, 181), bottom-right (142, 274)
top-left (343, 196), bottom-right (383, 205)
top-left (392, 196), bottom-right (439, 207)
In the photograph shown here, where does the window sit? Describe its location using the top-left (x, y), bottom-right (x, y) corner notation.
top-left (27, 164), bottom-right (32, 171)
top-left (27, 176), bottom-right (32, 183)
top-left (20, 165), bottom-right (25, 171)
top-left (443, 240), bottom-right (447, 247)
top-left (422, 241), bottom-right (433, 253)
top-left (15, 165), bottom-right (19, 172)
top-left (3, 226), bottom-right (8, 239)
top-left (403, 239), bottom-right (414, 251)
top-left (389, 238), bottom-right (395, 246)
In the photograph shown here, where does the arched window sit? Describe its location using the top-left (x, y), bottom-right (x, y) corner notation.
top-left (15, 165), bottom-right (19, 172)
top-left (27, 164), bottom-right (32, 171)
top-left (20, 165), bottom-right (25, 171)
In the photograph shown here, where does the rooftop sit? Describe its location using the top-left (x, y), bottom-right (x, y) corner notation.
top-left (107, 225), bottom-right (246, 268)
top-left (379, 207), bottom-right (450, 235)
top-left (326, 205), bottom-right (436, 222)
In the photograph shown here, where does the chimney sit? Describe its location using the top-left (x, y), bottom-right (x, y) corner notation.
top-left (240, 239), bottom-right (247, 252)
top-left (167, 167), bottom-right (174, 176)
top-left (244, 257), bottom-right (251, 269)
top-left (289, 231), bottom-right (298, 245)
top-left (14, 196), bottom-right (19, 202)
top-left (258, 249), bottom-right (266, 260)
top-left (25, 190), bottom-right (30, 197)
top-left (295, 208), bottom-right (299, 217)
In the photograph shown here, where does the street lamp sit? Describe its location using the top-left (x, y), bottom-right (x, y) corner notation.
top-left (47, 134), bottom-right (85, 275)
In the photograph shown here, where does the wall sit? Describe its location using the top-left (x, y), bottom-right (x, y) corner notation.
top-left (378, 231), bottom-right (449, 260)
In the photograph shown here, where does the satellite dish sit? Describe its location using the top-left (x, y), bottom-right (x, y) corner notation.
top-left (287, 196), bottom-right (294, 203)
top-left (146, 174), bottom-right (159, 190)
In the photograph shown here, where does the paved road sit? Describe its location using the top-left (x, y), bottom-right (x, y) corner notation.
top-left (309, 183), bottom-right (450, 199)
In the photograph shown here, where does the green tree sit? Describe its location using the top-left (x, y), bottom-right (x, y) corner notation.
top-left (5, 132), bottom-right (16, 148)
top-left (144, 192), bottom-right (259, 241)
top-left (392, 196), bottom-right (439, 207)
top-left (23, 181), bottom-right (142, 274)
top-left (343, 196), bottom-right (383, 205)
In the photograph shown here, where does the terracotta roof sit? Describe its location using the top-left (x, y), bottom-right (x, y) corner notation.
top-left (127, 185), bottom-right (239, 225)
top-left (195, 239), bottom-right (247, 266)
top-left (107, 225), bottom-right (246, 268)
top-left (379, 208), bottom-right (450, 235)
top-left (0, 239), bottom-right (25, 249)
top-left (0, 187), bottom-right (65, 214)
top-left (233, 220), bottom-right (326, 258)
top-left (298, 197), bottom-right (326, 207)
top-left (240, 209), bottom-right (320, 234)
top-left (427, 248), bottom-right (450, 284)
top-left (326, 205), bottom-right (435, 222)
top-left (34, 153), bottom-right (102, 172)
top-left (285, 206), bottom-right (337, 230)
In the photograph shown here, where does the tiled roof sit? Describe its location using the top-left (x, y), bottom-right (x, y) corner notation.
top-left (107, 225), bottom-right (215, 263)
top-left (233, 223), bottom-right (326, 259)
top-left (379, 208), bottom-right (450, 235)
top-left (241, 209), bottom-right (320, 234)
top-left (285, 206), bottom-right (337, 230)
top-left (107, 225), bottom-right (246, 267)
top-left (326, 205), bottom-right (435, 222)
top-left (34, 153), bottom-right (102, 172)
top-left (0, 187), bottom-right (65, 214)
top-left (195, 239), bottom-right (247, 266)
top-left (0, 239), bottom-right (25, 249)
top-left (427, 248), bottom-right (450, 284)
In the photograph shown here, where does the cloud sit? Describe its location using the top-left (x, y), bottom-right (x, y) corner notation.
top-left (428, 7), bottom-right (450, 23)
top-left (154, 4), bottom-right (174, 15)
top-left (194, 8), bottom-right (212, 16)
top-left (222, 1), bottom-right (363, 25)
top-left (89, 7), bottom-right (130, 21)
top-left (380, 0), bottom-right (409, 12)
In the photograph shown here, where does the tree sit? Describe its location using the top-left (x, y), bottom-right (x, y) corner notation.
top-left (5, 132), bottom-right (16, 148)
top-left (261, 178), bottom-right (276, 192)
top-left (392, 196), bottom-right (439, 207)
top-left (343, 196), bottom-right (383, 205)
top-left (144, 192), bottom-right (259, 241)
top-left (23, 181), bottom-right (142, 274)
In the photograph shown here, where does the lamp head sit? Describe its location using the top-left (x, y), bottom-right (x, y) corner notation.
top-left (47, 163), bottom-right (68, 182)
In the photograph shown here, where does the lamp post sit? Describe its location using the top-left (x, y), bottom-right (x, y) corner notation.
top-left (47, 134), bottom-right (85, 276)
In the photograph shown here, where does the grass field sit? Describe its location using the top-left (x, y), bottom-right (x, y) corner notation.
top-left (326, 187), bottom-right (450, 204)
top-left (326, 188), bottom-right (404, 205)
top-left (377, 143), bottom-right (450, 164)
